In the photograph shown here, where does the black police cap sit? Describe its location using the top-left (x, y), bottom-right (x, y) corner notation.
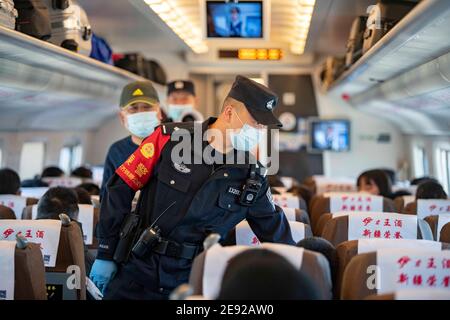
top-left (227, 75), bottom-right (282, 127)
top-left (167, 80), bottom-right (196, 96)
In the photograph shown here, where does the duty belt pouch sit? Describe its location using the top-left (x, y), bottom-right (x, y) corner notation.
top-left (113, 212), bottom-right (141, 264)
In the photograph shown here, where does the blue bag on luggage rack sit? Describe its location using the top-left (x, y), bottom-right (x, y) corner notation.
top-left (90, 33), bottom-right (113, 65)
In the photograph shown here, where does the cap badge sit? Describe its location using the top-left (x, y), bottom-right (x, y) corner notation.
top-left (132, 88), bottom-right (144, 96)
top-left (175, 81), bottom-right (184, 89)
top-left (266, 99), bottom-right (275, 110)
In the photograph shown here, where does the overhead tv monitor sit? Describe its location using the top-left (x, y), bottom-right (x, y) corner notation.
top-left (206, 1), bottom-right (263, 38)
top-left (309, 119), bottom-right (351, 152)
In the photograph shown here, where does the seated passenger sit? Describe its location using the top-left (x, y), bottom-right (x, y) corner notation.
top-left (42, 166), bottom-right (65, 179)
top-left (297, 237), bottom-right (338, 288)
top-left (411, 176), bottom-right (439, 186)
top-left (37, 187), bottom-right (95, 275)
top-left (416, 181), bottom-right (447, 200)
top-left (21, 166), bottom-right (64, 188)
top-left (36, 187), bottom-right (79, 221)
top-left (217, 249), bottom-right (320, 300)
top-left (73, 187), bottom-right (93, 205)
top-left (71, 167), bottom-right (93, 180)
top-left (357, 169), bottom-right (393, 199)
top-left (77, 182), bottom-right (100, 196)
top-left (0, 168), bottom-right (21, 195)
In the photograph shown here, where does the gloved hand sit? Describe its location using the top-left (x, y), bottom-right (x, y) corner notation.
top-left (89, 259), bottom-right (117, 295)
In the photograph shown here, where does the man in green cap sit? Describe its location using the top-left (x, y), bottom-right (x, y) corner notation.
top-left (100, 81), bottom-right (162, 199)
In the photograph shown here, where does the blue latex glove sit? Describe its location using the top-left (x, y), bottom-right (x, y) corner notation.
top-left (89, 259), bottom-right (117, 295)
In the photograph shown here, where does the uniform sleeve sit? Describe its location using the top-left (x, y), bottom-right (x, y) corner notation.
top-left (246, 178), bottom-right (295, 246)
top-left (96, 127), bottom-right (171, 260)
top-left (100, 148), bottom-right (114, 201)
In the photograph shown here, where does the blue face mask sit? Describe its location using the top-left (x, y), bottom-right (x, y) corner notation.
top-left (167, 104), bottom-right (194, 122)
top-left (230, 112), bottom-right (262, 151)
top-left (126, 111), bottom-right (160, 138)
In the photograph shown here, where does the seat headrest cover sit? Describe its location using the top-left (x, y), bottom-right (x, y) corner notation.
top-left (417, 199), bottom-right (450, 219)
top-left (376, 248), bottom-right (450, 294)
top-left (348, 212), bottom-right (417, 241)
top-left (235, 220), bottom-right (306, 246)
top-left (330, 194), bottom-right (383, 213)
top-left (0, 195), bottom-right (27, 219)
top-left (203, 244), bottom-right (304, 299)
top-left (0, 241), bottom-right (16, 300)
top-left (78, 204), bottom-right (94, 245)
top-left (273, 194), bottom-right (300, 209)
top-left (358, 239), bottom-right (441, 254)
top-left (0, 220), bottom-right (61, 267)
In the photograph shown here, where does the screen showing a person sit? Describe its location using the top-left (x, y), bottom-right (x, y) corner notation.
top-left (311, 120), bottom-right (350, 152)
top-left (206, 1), bottom-right (263, 38)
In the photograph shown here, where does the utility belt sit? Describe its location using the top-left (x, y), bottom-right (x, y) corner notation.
top-left (113, 164), bottom-right (263, 264)
top-left (113, 216), bottom-right (201, 263)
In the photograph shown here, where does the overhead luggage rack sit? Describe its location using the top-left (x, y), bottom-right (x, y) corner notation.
top-left (0, 26), bottom-right (161, 131)
top-left (327, 0), bottom-right (450, 99)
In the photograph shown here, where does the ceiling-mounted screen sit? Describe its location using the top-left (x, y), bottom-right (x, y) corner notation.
top-left (206, 1), bottom-right (263, 38)
top-left (309, 119), bottom-right (351, 152)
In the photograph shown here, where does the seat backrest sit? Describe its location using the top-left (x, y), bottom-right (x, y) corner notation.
top-left (322, 212), bottom-right (433, 247)
top-left (394, 195), bottom-right (415, 213)
top-left (441, 222), bottom-right (450, 243)
top-left (341, 249), bottom-right (450, 300)
top-left (424, 215), bottom-right (440, 240)
top-left (15, 243), bottom-right (47, 300)
top-left (281, 207), bottom-right (310, 225)
top-left (336, 239), bottom-right (449, 299)
top-left (0, 205), bottom-right (16, 219)
top-left (0, 240), bottom-right (47, 300)
top-left (189, 244), bottom-right (332, 300)
top-left (225, 220), bottom-right (313, 246)
top-left (46, 221), bottom-right (86, 300)
top-left (310, 194), bottom-right (395, 234)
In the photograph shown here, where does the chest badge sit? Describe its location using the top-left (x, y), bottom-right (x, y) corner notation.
top-left (173, 162), bottom-right (191, 174)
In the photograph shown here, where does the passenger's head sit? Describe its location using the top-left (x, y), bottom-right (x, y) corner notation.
top-left (217, 76), bottom-right (281, 152)
top-left (41, 166), bottom-right (64, 178)
top-left (119, 81), bottom-right (162, 139)
top-left (416, 181), bottom-right (447, 200)
top-left (357, 169), bottom-right (392, 198)
top-left (230, 6), bottom-right (240, 22)
top-left (297, 237), bottom-right (338, 285)
top-left (217, 249), bottom-right (320, 300)
top-left (0, 168), bottom-right (21, 195)
top-left (37, 187), bottom-right (79, 221)
top-left (166, 80), bottom-right (199, 122)
top-left (73, 187), bottom-right (92, 205)
top-left (71, 166), bottom-right (93, 179)
top-left (411, 176), bottom-right (439, 186)
top-left (76, 182), bottom-right (100, 196)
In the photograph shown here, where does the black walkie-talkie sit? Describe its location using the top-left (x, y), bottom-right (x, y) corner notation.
top-left (240, 165), bottom-right (262, 206)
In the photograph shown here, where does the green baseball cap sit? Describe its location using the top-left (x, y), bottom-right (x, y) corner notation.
top-left (120, 81), bottom-right (160, 109)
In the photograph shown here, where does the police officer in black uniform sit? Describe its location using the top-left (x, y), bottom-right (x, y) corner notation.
top-left (89, 75), bottom-right (295, 300)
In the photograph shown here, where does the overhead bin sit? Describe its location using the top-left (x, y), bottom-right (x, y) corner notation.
top-left (0, 25), bottom-right (164, 131)
top-left (327, 0), bottom-right (450, 98)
